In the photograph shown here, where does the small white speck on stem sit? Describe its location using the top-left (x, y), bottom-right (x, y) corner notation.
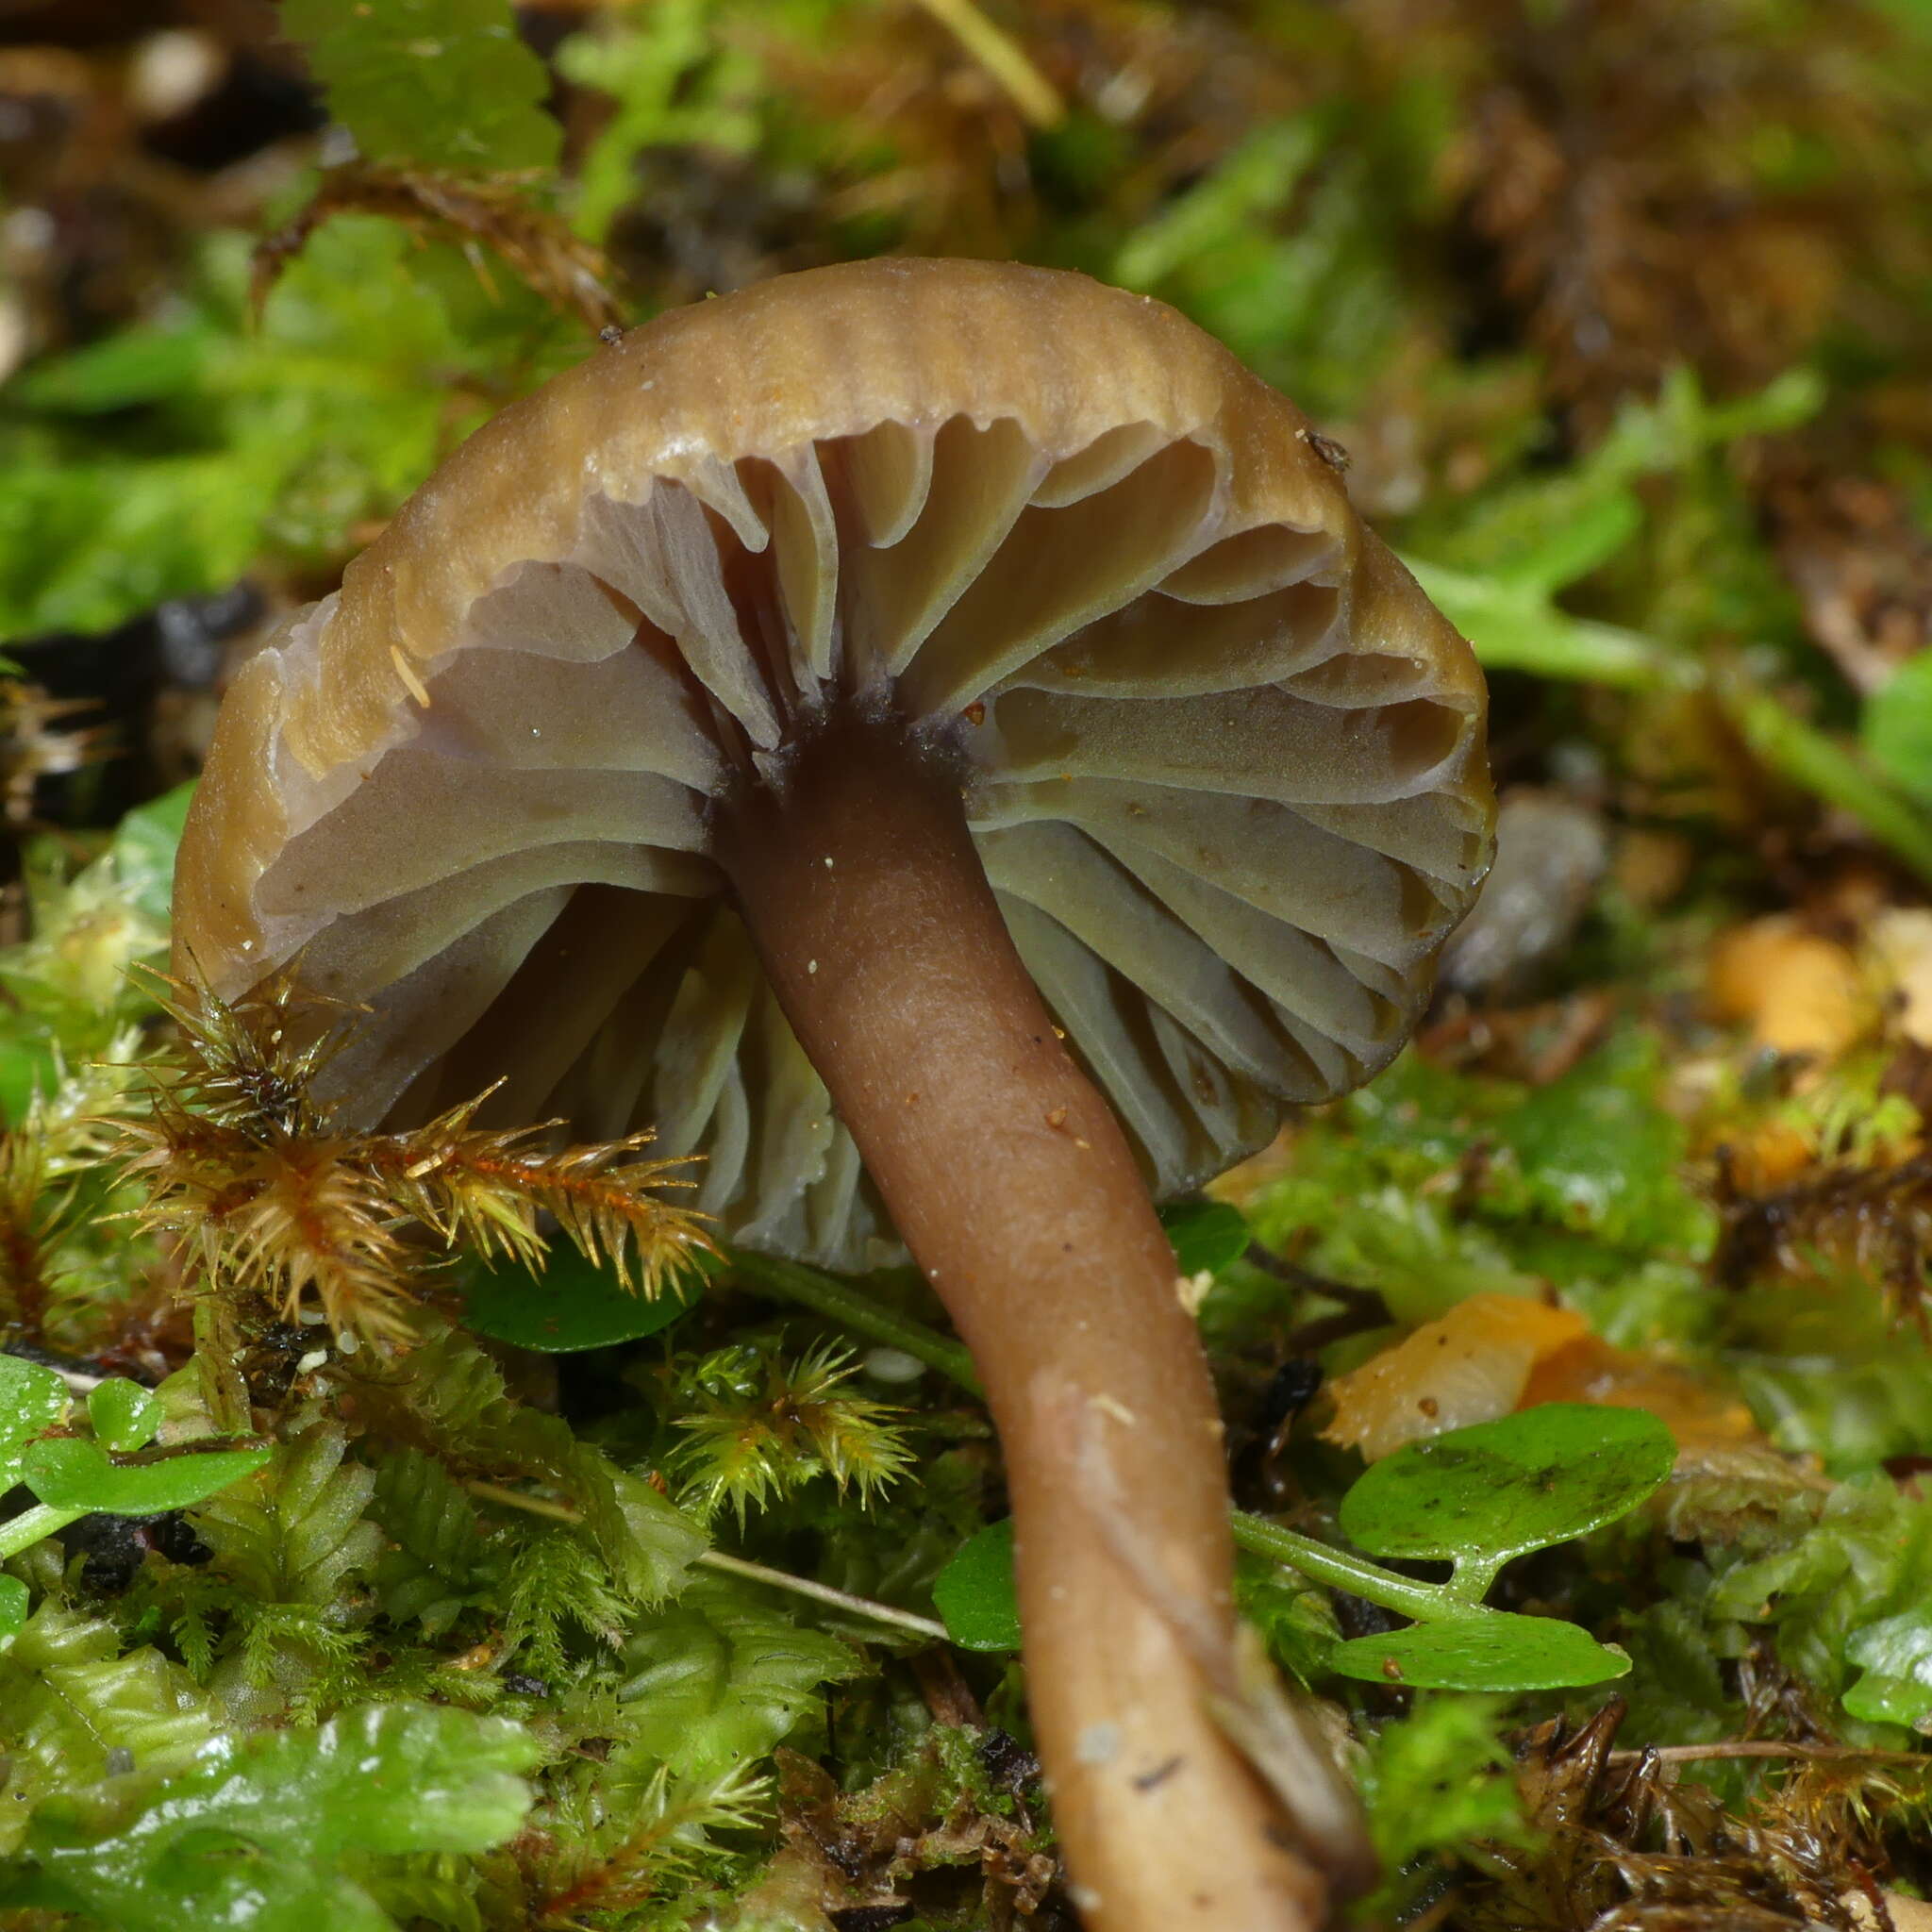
top-left (1075, 1723), bottom-right (1122, 1765)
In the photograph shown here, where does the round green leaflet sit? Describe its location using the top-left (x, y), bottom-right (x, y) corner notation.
top-left (87, 1378), bottom-right (163, 1454)
top-left (1330, 1613), bottom-right (1631, 1692)
top-left (458, 1243), bottom-right (710, 1354)
top-left (1339, 1403), bottom-right (1677, 1569)
top-left (932, 1519), bottom-right (1021, 1653)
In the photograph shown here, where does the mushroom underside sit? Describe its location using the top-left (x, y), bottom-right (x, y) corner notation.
top-left (248, 408), bottom-right (1487, 1269)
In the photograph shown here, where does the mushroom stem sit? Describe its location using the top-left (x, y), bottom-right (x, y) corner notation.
top-left (717, 710), bottom-right (1350, 1932)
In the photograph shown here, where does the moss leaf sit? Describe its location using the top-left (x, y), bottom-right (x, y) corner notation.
top-left (613, 1574), bottom-right (858, 1782)
top-left (282, 0), bottom-right (562, 174)
top-left (0, 1701), bottom-right (541, 1929)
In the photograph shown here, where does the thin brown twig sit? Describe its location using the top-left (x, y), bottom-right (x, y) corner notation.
top-left (1243, 1245), bottom-right (1393, 1352)
top-left (908, 0), bottom-right (1063, 127)
top-left (464, 1479), bottom-right (950, 1641)
top-left (252, 163), bottom-right (624, 334)
top-left (1607, 1740), bottom-right (1927, 1767)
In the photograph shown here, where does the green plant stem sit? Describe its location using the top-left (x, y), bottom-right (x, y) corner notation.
top-left (1714, 672), bottom-right (1932, 880)
top-left (1439, 1554), bottom-right (1505, 1607)
top-left (0, 1502), bottom-right (83, 1563)
top-left (1406, 562), bottom-right (1680, 691)
top-left (1229, 1511), bottom-right (1479, 1625)
top-left (908, 0), bottom-right (1062, 126)
top-left (726, 1248), bottom-right (983, 1395)
top-left (466, 1478), bottom-right (581, 1524)
top-left (192, 1297), bottom-right (251, 1437)
top-left (1413, 545), bottom-right (1932, 886)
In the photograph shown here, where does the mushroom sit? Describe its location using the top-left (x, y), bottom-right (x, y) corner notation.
top-left (174, 258), bottom-right (1494, 1931)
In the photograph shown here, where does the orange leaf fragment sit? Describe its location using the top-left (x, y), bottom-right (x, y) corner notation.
top-left (1522, 1337), bottom-right (1758, 1453)
top-left (1322, 1292), bottom-right (1591, 1462)
top-left (1707, 914), bottom-right (1866, 1056)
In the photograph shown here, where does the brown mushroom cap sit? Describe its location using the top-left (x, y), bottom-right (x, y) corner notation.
top-left (175, 257), bottom-right (1493, 1267)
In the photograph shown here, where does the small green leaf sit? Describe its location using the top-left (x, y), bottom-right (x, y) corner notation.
top-left (8, 327), bottom-right (213, 414)
top-left (111, 784), bottom-right (197, 926)
top-left (0, 217), bottom-right (567, 646)
top-left (0, 1575), bottom-right (26, 1644)
top-left (1866, 652), bottom-right (1932, 812)
top-left (1488, 1036), bottom-right (1712, 1254)
top-left (1499, 490), bottom-right (1643, 594)
top-left (933, 1520), bottom-right (1021, 1653)
top-left (0, 1354), bottom-right (68, 1487)
top-left (1355, 1692), bottom-right (1530, 1923)
top-left (23, 1440), bottom-right (271, 1516)
top-left (558, 5), bottom-right (761, 245)
top-left (1161, 1200), bottom-right (1251, 1281)
top-left (1844, 1612), bottom-right (1932, 1729)
top-left (554, 1440), bottom-right (707, 1606)
top-left (88, 1380), bottom-right (163, 1454)
top-left (0, 1040), bottom-right (57, 1124)
top-left (1235, 1551), bottom-right (1341, 1686)
top-left (614, 1574), bottom-right (858, 1781)
top-left (282, 0), bottom-right (563, 174)
top-left (1330, 1613), bottom-right (1631, 1691)
top-left (1114, 118), bottom-right (1324, 290)
top-left (1407, 558), bottom-right (1670, 690)
top-left (458, 1243), bottom-right (708, 1354)
top-left (1341, 1404), bottom-right (1676, 1569)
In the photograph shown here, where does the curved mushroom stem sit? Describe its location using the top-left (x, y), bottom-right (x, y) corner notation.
top-left (717, 710), bottom-right (1366, 1932)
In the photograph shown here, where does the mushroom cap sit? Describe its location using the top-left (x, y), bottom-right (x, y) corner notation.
top-left (175, 258), bottom-right (1494, 1271)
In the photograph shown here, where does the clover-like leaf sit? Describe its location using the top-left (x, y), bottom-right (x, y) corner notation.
top-left (1341, 1404), bottom-right (1676, 1577)
top-left (458, 1243), bottom-right (708, 1354)
top-left (0, 1353), bottom-right (68, 1487)
top-left (1330, 1613), bottom-right (1631, 1692)
top-left (88, 1379), bottom-right (163, 1454)
top-left (933, 1519), bottom-right (1021, 1654)
top-left (22, 1439), bottom-right (272, 1516)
